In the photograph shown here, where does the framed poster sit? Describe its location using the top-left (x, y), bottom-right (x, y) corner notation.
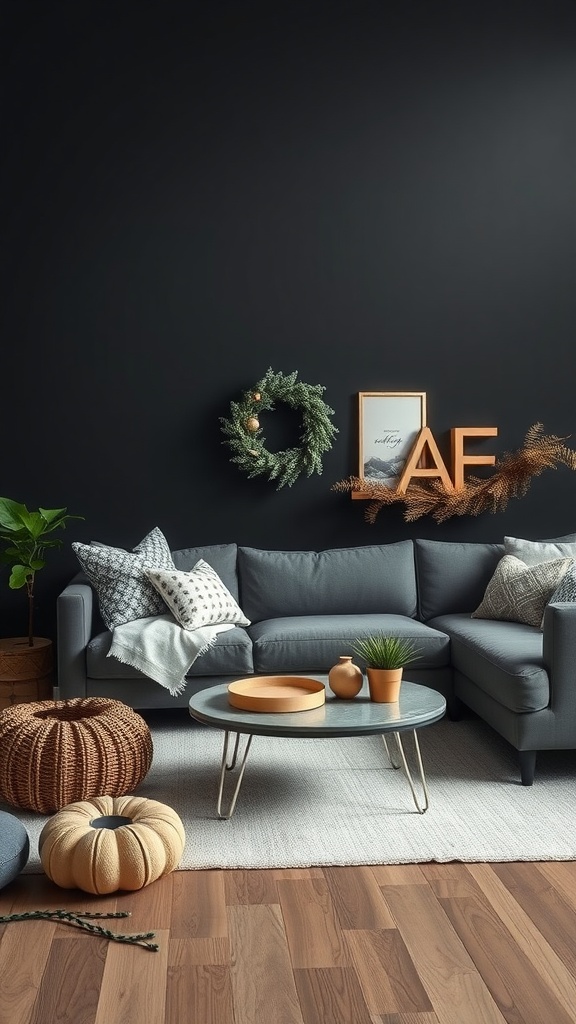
top-left (358, 392), bottom-right (427, 486)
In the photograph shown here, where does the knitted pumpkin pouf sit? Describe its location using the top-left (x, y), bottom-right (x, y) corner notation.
top-left (39, 795), bottom-right (186, 894)
top-left (0, 697), bottom-right (153, 813)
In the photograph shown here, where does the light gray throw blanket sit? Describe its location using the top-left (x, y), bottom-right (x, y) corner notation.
top-left (107, 614), bottom-right (234, 696)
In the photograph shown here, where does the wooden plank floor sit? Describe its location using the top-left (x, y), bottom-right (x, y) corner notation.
top-left (2, 861), bottom-right (576, 1024)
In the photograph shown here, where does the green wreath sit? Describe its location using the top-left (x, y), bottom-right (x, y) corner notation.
top-left (220, 368), bottom-right (338, 489)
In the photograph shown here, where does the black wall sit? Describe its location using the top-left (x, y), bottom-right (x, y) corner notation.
top-left (2, 0), bottom-right (576, 640)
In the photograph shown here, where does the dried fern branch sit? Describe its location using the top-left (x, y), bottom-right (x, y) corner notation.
top-left (332, 424), bottom-right (576, 524)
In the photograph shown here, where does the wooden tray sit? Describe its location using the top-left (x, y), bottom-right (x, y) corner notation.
top-left (227, 676), bottom-right (326, 713)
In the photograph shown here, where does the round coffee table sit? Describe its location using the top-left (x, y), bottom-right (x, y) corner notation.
top-left (188, 678), bottom-right (446, 818)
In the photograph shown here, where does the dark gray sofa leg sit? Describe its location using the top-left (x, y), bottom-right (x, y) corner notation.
top-left (518, 750), bottom-right (537, 786)
top-left (447, 695), bottom-right (463, 720)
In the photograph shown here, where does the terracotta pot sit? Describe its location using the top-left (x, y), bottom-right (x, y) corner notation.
top-left (328, 656), bottom-right (363, 699)
top-left (366, 667), bottom-right (402, 703)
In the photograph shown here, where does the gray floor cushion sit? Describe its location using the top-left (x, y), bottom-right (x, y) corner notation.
top-left (0, 810), bottom-right (29, 889)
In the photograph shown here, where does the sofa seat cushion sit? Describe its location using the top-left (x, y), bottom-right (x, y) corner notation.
top-left (430, 613), bottom-right (548, 713)
top-left (238, 542), bottom-right (417, 620)
top-left (87, 626), bottom-right (253, 680)
top-left (249, 615), bottom-right (450, 674)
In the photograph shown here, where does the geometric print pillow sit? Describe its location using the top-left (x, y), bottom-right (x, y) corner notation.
top-left (471, 554), bottom-right (574, 627)
top-left (72, 527), bottom-right (176, 630)
top-left (544, 562), bottom-right (576, 618)
top-left (144, 559), bottom-right (250, 631)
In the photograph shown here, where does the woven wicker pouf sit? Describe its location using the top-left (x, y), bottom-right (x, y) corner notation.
top-left (0, 697), bottom-right (153, 813)
top-left (39, 795), bottom-right (185, 894)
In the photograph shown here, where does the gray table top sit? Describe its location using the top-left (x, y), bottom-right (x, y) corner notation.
top-left (188, 678), bottom-right (446, 738)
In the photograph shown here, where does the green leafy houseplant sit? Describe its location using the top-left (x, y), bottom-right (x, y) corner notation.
top-left (0, 497), bottom-right (83, 646)
top-left (351, 634), bottom-right (421, 670)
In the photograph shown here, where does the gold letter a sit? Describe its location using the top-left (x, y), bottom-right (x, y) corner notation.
top-left (395, 427), bottom-right (454, 494)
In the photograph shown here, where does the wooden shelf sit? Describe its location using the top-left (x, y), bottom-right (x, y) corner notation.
top-left (351, 490), bottom-right (384, 500)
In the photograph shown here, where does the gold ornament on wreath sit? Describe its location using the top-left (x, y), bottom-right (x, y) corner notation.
top-left (333, 423), bottom-right (576, 523)
top-left (220, 368), bottom-right (338, 489)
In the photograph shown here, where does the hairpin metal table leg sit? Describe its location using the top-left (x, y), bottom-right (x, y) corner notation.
top-left (217, 731), bottom-right (253, 819)
top-left (381, 734), bottom-right (402, 770)
top-left (393, 729), bottom-right (430, 814)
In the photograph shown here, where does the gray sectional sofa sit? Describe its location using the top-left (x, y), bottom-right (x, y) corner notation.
top-left (57, 538), bottom-right (576, 786)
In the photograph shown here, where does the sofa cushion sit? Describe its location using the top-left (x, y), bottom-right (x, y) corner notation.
top-left (172, 543), bottom-right (240, 601)
top-left (248, 614), bottom-right (449, 674)
top-left (145, 561), bottom-right (250, 630)
top-left (415, 539), bottom-right (504, 621)
top-left (238, 542), bottom-right (417, 621)
top-left (430, 613), bottom-right (549, 713)
top-left (471, 555), bottom-right (573, 627)
top-left (88, 626), bottom-right (253, 679)
top-left (72, 527), bottom-right (176, 629)
top-left (503, 534), bottom-right (576, 565)
top-left (0, 811), bottom-right (29, 890)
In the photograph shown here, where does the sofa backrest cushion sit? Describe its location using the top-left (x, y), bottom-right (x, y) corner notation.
top-left (172, 543), bottom-right (240, 602)
top-left (503, 533), bottom-right (576, 565)
top-left (237, 541), bottom-right (417, 620)
top-left (415, 538), bottom-right (504, 620)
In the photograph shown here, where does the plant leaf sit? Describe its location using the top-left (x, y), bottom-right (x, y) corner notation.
top-left (350, 633), bottom-right (421, 669)
top-left (38, 507), bottom-right (68, 524)
top-left (8, 565), bottom-right (31, 589)
top-left (0, 498), bottom-right (30, 532)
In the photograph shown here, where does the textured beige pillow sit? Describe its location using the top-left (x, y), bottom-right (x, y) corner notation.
top-left (471, 555), bottom-right (574, 627)
top-left (145, 559), bottom-right (250, 630)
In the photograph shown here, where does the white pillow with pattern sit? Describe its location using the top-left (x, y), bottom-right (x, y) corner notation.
top-left (145, 559), bottom-right (250, 630)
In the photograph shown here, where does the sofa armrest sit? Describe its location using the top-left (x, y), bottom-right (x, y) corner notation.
top-left (542, 602), bottom-right (576, 711)
top-left (57, 578), bottom-right (94, 698)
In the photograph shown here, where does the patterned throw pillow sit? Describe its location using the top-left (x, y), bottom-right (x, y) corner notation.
top-left (145, 559), bottom-right (250, 631)
top-left (72, 527), bottom-right (176, 629)
top-left (545, 563), bottom-right (576, 608)
top-left (471, 555), bottom-right (574, 627)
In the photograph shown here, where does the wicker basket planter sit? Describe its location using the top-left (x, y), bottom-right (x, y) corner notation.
top-left (0, 697), bottom-right (153, 813)
top-left (0, 637), bottom-right (54, 710)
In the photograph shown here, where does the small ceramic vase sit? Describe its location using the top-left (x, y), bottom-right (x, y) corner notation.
top-left (328, 656), bottom-right (363, 699)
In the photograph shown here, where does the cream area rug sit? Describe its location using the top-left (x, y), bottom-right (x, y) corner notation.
top-left (6, 709), bottom-right (576, 873)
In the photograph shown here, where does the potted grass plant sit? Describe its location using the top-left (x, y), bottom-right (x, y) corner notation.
top-left (351, 634), bottom-right (421, 702)
top-left (0, 497), bottom-right (83, 707)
